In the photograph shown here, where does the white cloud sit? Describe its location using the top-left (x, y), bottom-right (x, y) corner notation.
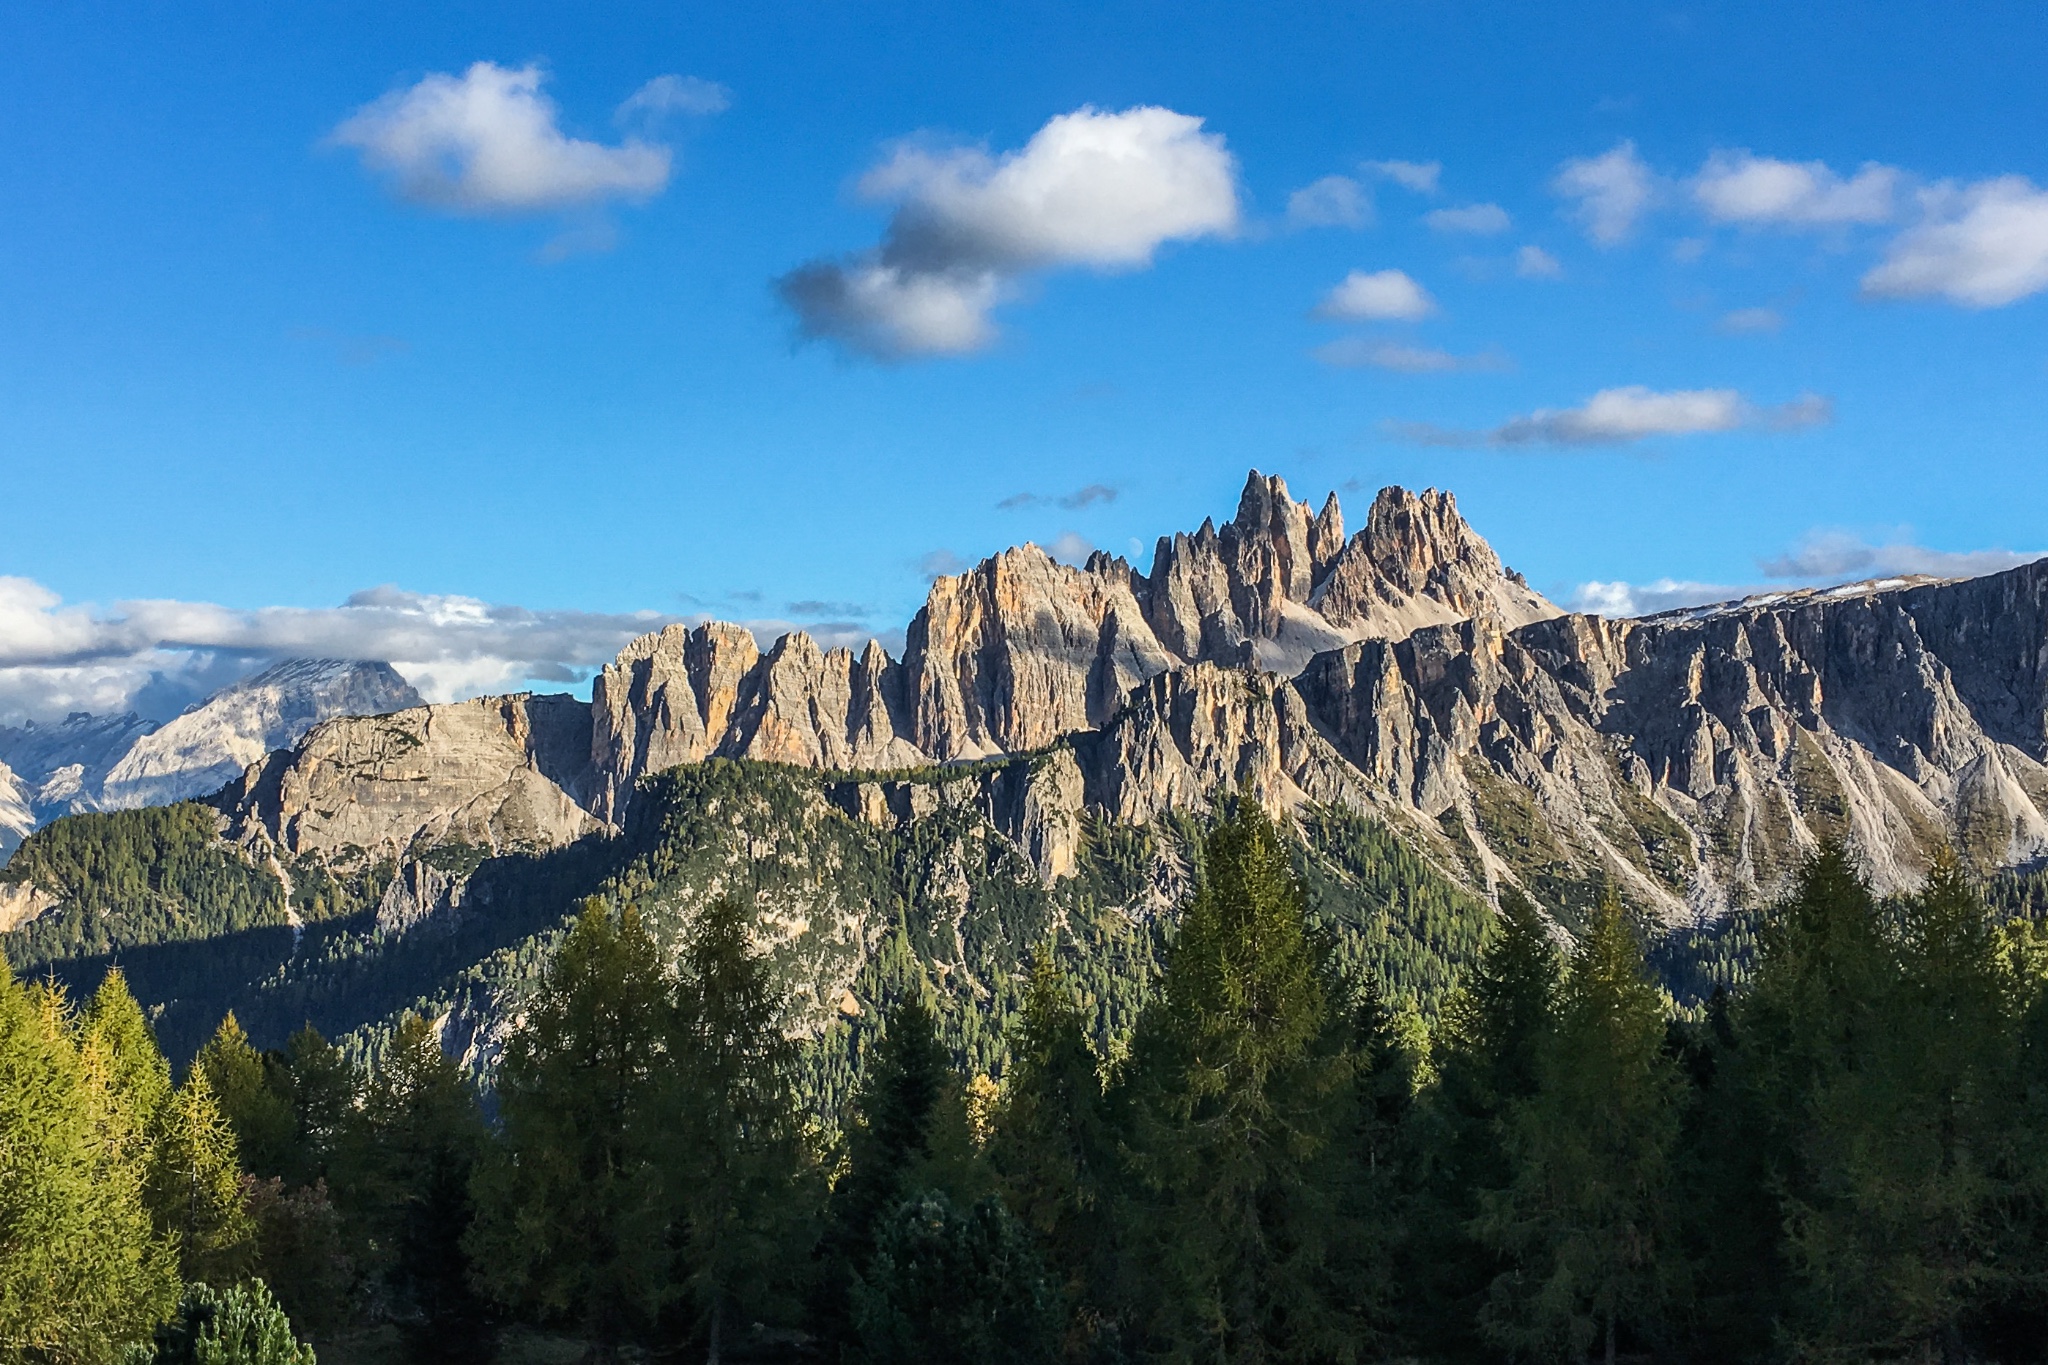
top-left (1570, 529), bottom-right (2045, 620)
top-left (615, 73), bottom-right (731, 121)
top-left (1553, 140), bottom-right (1655, 246)
top-left (1692, 150), bottom-right (1898, 227)
top-left (1044, 532), bottom-right (1096, 567)
top-left (1425, 203), bottom-right (1512, 235)
top-left (1569, 578), bottom-right (1747, 616)
top-left (1315, 268), bottom-right (1436, 322)
top-left (1515, 245), bottom-right (1564, 279)
top-left (779, 105), bottom-right (1240, 358)
top-left (1862, 175), bottom-right (2048, 307)
top-left (1314, 339), bottom-right (1510, 373)
top-left (1287, 175), bottom-right (1371, 228)
top-left (1391, 385), bottom-right (1831, 447)
top-left (1757, 530), bottom-right (2042, 580)
top-left (330, 62), bottom-right (672, 213)
top-left (1718, 306), bottom-right (1784, 334)
top-left (0, 578), bottom-right (680, 724)
top-left (1364, 159), bottom-right (1441, 194)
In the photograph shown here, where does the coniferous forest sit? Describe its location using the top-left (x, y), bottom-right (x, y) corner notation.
top-left (5, 805), bottom-right (2048, 1364)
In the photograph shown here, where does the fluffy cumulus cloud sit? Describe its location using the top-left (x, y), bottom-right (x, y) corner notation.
top-left (1315, 268), bottom-right (1436, 321)
top-left (778, 105), bottom-right (1240, 359)
top-left (1364, 159), bottom-right (1442, 194)
top-left (1286, 174), bottom-right (1372, 228)
top-left (1552, 141), bottom-right (1655, 246)
top-left (1862, 176), bottom-right (2048, 307)
top-left (1392, 385), bottom-right (1831, 448)
top-left (1692, 151), bottom-right (1897, 227)
top-left (1425, 202), bottom-right (1512, 235)
top-left (1313, 339), bottom-right (1510, 373)
top-left (0, 578), bottom-right (682, 725)
top-left (330, 62), bottom-right (685, 213)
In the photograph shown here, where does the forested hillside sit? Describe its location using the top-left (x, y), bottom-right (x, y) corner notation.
top-left (1, 757), bottom-right (1494, 1107)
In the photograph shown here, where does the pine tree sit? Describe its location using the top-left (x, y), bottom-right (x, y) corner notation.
top-left (0, 965), bottom-right (177, 1361)
top-left (1410, 886), bottom-right (1561, 1352)
top-left (1730, 847), bottom-right (2016, 1359)
top-left (668, 897), bottom-right (818, 1364)
top-left (465, 900), bottom-right (677, 1349)
top-left (198, 1012), bottom-right (295, 1180)
top-left (1475, 888), bottom-right (1681, 1365)
top-left (814, 997), bottom-right (977, 1349)
top-left (849, 1192), bottom-right (1061, 1365)
top-left (347, 1012), bottom-right (490, 1362)
top-left (275, 1026), bottom-right (357, 1187)
top-left (149, 1066), bottom-right (257, 1285)
top-left (1117, 802), bottom-right (1360, 1363)
top-left (136, 1278), bottom-right (317, 1365)
top-left (987, 953), bottom-right (1116, 1342)
top-left (79, 967), bottom-right (174, 1165)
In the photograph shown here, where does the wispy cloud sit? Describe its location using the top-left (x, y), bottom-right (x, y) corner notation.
top-left (778, 105), bottom-right (1240, 359)
top-left (1044, 532), bottom-right (1096, 567)
top-left (1757, 530), bottom-right (2042, 580)
top-left (998, 484), bottom-right (1119, 511)
top-left (1569, 530), bottom-right (2044, 618)
top-left (1286, 175), bottom-right (1371, 228)
top-left (1514, 245), bottom-right (1564, 279)
top-left (1425, 203), bottom-right (1512, 235)
top-left (1363, 159), bottom-right (1441, 194)
top-left (614, 73), bottom-right (731, 122)
top-left (1314, 339), bottom-right (1510, 373)
top-left (1553, 140), bottom-right (1655, 246)
top-left (1314, 269), bottom-right (1436, 321)
top-left (330, 62), bottom-right (674, 214)
top-left (916, 549), bottom-right (970, 580)
top-left (1863, 175), bottom-right (2048, 308)
top-left (1717, 306), bottom-right (1784, 334)
top-left (1390, 385), bottom-right (1831, 448)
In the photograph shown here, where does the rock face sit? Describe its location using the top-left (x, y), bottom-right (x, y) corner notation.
top-left (201, 470), bottom-right (2048, 922)
top-left (103, 660), bottom-right (422, 810)
top-left (218, 693), bottom-right (599, 858)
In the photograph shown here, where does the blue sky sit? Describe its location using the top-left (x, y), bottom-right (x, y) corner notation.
top-left (3, 1), bottom-right (2047, 720)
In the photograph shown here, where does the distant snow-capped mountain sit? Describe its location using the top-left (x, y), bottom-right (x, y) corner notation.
top-left (0, 660), bottom-right (422, 857)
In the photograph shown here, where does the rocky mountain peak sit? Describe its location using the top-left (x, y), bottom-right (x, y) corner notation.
top-left (100, 659), bottom-right (421, 810)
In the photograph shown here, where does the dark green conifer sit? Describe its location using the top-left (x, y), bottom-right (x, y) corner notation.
top-left (668, 897), bottom-right (819, 1364)
top-left (465, 900), bottom-right (677, 1350)
top-left (1475, 888), bottom-right (1681, 1365)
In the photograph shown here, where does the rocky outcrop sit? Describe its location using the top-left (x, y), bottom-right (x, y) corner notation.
top-left (217, 693), bottom-right (600, 859)
top-left (0, 876), bottom-right (56, 932)
top-left (103, 660), bottom-right (422, 810)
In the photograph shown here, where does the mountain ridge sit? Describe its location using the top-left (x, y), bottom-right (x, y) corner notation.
top-left (174, 469), bottom-right (2048, 934)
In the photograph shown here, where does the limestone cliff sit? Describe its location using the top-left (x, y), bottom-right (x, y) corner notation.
top-left (217, 692), bottom-right (599, 858)
top-left (103, 660), bottom-right (422, 810)
top-left (199, 471), bottom-right (2048, 925)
